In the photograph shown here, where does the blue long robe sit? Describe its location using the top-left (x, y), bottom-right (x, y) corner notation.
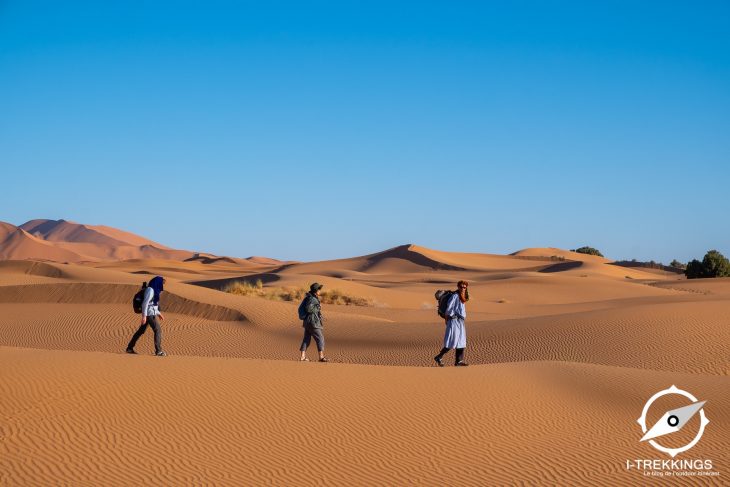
top-left (443, 293), bottom-right (467, 349)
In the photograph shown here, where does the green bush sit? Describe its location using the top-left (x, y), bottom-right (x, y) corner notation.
top-left (685, 260), bottom-right (704, 278)
top-left (669, 259), bottom-right (686, 270)
top-left (571, 246), bottom-right (604, 257)
top-left (685, 250), bottom-right (730, 279)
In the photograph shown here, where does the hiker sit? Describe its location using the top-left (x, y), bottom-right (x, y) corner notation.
top-left (126, 275), bottom-right (167, 356)
top-left (434, 280), bottom-right (469, 367)
top-left (298, 282), bottom-right (328, 362)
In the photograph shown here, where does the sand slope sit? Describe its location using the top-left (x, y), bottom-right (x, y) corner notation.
top-left (2, 241), bottom-right (727, 485)
top-left (1, 348), bottom-right (728, 486)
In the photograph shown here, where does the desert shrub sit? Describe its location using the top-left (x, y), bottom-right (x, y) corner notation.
top-left (321, 289), bottom-right (373, 306)
top-left (267, 286), bottom-right (308, 302)
top-left (571, 246), bottom-right (604, 257)
top-left (224, 279), bottom-right (264, 296)
top-left (224, 281), bottom-right (373, 306)
top-left (613, 259), bottom-right (684, 274)
top-left (669, 259), bottom-right (686, 270)
top-left (685, 250), bottom-right (730, 279)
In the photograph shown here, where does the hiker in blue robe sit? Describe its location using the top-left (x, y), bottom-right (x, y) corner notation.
top-left (434, 280), bottom-right (469, 366)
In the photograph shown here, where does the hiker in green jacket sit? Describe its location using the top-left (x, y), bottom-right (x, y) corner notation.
top-left (298, 283), bottom-right (328, 362)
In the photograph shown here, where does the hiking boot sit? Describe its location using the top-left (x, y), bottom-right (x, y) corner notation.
top-left (126, 348), bottom-right (137, 354)
top-left (155, 351), bottom-right (167, 357)
top-left (434, 356), bottom-right (444, 367)
top-left (319, 357), bottom-right (329, 362)
top-left (455, 361), bottom-right (469, 367)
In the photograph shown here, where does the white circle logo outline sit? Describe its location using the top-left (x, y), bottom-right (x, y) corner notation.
top-left (637, 385), bottom-right (709, 458)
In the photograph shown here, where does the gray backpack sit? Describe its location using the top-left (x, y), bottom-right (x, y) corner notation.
top-left (435, 290), bottom-right (455, 319)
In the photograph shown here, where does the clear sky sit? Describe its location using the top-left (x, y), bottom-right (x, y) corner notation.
top-left (1, 1), bottom-right (728, 262)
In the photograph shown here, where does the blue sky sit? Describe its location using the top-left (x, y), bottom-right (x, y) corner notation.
top-left (1, 1), bottom-right (728, 262)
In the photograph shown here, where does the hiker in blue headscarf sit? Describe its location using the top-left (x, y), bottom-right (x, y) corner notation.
top-left (126, 276), bottom-right (167, 356)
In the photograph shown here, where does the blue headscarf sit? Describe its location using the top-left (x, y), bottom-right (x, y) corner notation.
top-left (148, 276), bottom-right (164, 305)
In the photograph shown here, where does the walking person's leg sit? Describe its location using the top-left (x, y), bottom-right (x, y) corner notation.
top-left (434, 347), bottom-right (451, 366)
top-left (312, 328), bottom-right (327, 362)
top-left (435, 319), bottom-right (454, 366)
top-left (455, 319), bottom-right (468, 366)
top-left (455, 347), bottom-right (465, 364)
top-left (126, 319), bottom-right (149, 353)
top-left (148, 315), bottom-right (165, 356)
top-left (300, 328), bottom-right (313, 361)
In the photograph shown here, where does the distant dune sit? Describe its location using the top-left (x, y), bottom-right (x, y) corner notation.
top-left (0, 225), bottom-right (84, 262)
top-left (268, 244), bottom-right (562, 277)
top-left (246, 255), bottom-right (289, 265)
top-left (1, 219), bottom-right (229, 263)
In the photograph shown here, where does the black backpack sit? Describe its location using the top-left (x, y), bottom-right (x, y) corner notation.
top-left (297, 296), bottom-right (309, 321)
top-left (132, 282), bottom-right (148, 314)
top-left (435, 290), bottom-right (455, 319)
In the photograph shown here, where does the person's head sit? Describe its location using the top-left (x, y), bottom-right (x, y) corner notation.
top-left (310, 282), bottom-right (323, 297)
top-left (149, 276), bottom-right (166, 303)
top-left (149, 276), bottom-right (165, 290)
top-left (457, 280), bottom-right (469, 302)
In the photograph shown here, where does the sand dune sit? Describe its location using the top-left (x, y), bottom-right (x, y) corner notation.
top-left (246, 255), bottom-right (288, 265)
top-left (0, 221), bottom-right (18, 241)
top-left (0, 260), bottom-right (67, 279)
top-left (0, 226), bottom-right (85, 262)
top-left (414, 245), bottom-right (560, 271)
top-left (1, 348), bottom-right (727, 486)
top-left (90, 224), bottom-right (174, 248)
top-left (0, 283), bottom-right (245, 321)
top-left (650, 277), bottom-right (730, 295)
top-left (0, 263), bottom-right (722, 373)
top-left (1, 238), bottom-right (727, 485)
top-left (1, 219), bottom-right (202, 262)
top-left (269, 244), bottom-right (466, 275)
top-left (512, 247), bottom-right (684, 281)
top-left (270, 244), bottom-right (682, 284)
top-left (272, 244), bottom-right (568, 276)
top-left (21, 219), bottom-right (137, 246)
top-left (93, 258), bottom-right (268, 283)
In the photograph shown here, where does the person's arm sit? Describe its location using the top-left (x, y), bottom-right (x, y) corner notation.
top-left (140, 287), bottom-right (153, 324)
top-left (457, 299), bottom-right (465, 320)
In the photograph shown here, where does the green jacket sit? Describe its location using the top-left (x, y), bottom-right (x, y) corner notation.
top-left (302, 293), bottom-right (323, 329)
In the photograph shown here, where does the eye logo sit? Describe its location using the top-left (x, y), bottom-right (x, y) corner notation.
top-left (637, 385), bottom-right (709, 458)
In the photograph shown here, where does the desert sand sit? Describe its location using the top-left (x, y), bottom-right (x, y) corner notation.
top-left (1, 223), bottom-right (728, 485)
